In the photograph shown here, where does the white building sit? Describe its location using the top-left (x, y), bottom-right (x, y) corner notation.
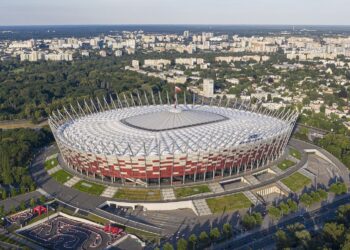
top-left (203, 79), bottom-right (214, 97)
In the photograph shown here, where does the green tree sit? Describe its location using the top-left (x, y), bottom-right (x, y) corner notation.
top-left (39, 195), bottom-right (46, 204)
top-left (275, 229), bottom-right (290, 249)
top-left (163, 242), bottom-right (174, 250)
top-left (329, 182), bottom-right (347, 196)
top-left (300, 193), bottom-right (313, 208)
top-left (1, 190), bottom-right (7, 200)
top-left (279, 202), bottom-right (290, 216)
top-left (20, 200), bottom-right (26, 211)
top-left (177, 238), bottom-right (188, 250)
top-left (222, 223), bottom-right (232, 238)
top-left (322, 222), bottom-right (345, 249)
top-left (268, 206), bottom-right (281, 221)
top-left (30, 197), bottom-right (36, 208)
top-left (295, 229), bottom-right (311, 248)
top-left (188, 234), bottom-right (197, 250)
top-left (287, 199), bottom-right (298, 213)
top-left (199, 231), bottom-right (209, 242)
top-left (210, 227), bottom-right (221, 241)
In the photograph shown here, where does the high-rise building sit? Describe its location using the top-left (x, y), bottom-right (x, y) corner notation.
top-left (183, 30), bottom-right (190, 38)
top-left (203, 79), bottom-right (214, 97)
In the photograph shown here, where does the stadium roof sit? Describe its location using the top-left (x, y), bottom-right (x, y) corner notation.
top-left (53, 104), bottom-right (296, 157)
top-left (121, 108), bottom-right (227, 131)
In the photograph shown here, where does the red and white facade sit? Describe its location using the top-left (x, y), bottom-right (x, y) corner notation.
top-left (49, 93), bottom-right (298, 187)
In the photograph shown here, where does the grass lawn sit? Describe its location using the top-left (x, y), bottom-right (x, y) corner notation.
top-left (73, 180), bottom-right (106, 195)
top-left (281, 172), bottom-right (312, 192)
top-left (175, 185), bottom-right (211, 198)
top-left (45, 158), bottom-right (59, 170)
top-left (289, 148), bottom-right (302, 160)
top-left (277, 159), bottom-right (295, 171)
top-left (206, 193), bottom-right (252, 214)
top-left (50, 169), bottom-right (72, 184)
top-left (114, 188), bottom-right (161, 201)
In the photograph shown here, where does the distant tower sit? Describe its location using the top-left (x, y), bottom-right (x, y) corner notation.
top-left (183, 30), bottom-right (190, 38)
top-left (203, 79), bottom-right (214, 97)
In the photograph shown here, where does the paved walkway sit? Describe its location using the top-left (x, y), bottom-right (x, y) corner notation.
top-left (45, 153), bottom-right (58, 161)
top-left (209, 182), bottom-right (225, 194)
top-left (193, 199), bottom-right (212, 216)
top-left (243, 191), bottom-right (261, 205)
top-left (64, 176), bottom-right (81, 187)
top-left (298, 167), bottom-right (316, 180)
top-left (101, 186), bottom-right (118, 198)
top-left (47, 164), bottom-right (62, 175)
top-left (161, 188), bottom-right (176, 200)
top-left (0, 229), bottom-right (44, 250)
top-left (244, 175), bottom-right (260, 185)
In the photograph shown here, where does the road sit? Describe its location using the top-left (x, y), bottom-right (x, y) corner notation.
top-left (29, 145), bottom-right (163, 236)
top-left (28, 138), bottom-right (350, 241)
top-left (211, 194), bottom-right (350, 250)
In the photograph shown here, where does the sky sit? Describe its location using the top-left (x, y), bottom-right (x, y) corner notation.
top-left (0, 0), bottom-right (349, 26)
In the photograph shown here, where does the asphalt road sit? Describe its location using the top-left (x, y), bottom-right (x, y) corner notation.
top-left (28, 138), bottom-right (350, 240)
top-left (211, 194), bottom-right (350, 250)
top-left (29, 145), bottom-right (163, 235)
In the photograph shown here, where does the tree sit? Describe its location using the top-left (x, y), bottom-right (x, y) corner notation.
top-left (300, 193), bottom-right (313, 208)
top-left (20, 200), bottom-right (26, 211)
top-left (188, 234), bottom-right (197, 250)
top-left (30, 197), bottom-right (36, 208)
top-left (1, 190), bottom-right (7, 200)
top-left (39, 195), bottom-right (46, 204)
top-left (275, 229), bottom-right (290, 249)
top-left (295, 229), bottom-right (311, 248)
top-left (163, 242), bottom-right (174, 250)
top-left (329, 182), bottom-right (347, 196)
top-left (268, 206), bottom-right (281, 221)
top-left (279, 202), bottom-right (290, 216)
top-left (222, 223), bottom-right (232, 238)
top-left (287, 199), bottom-right (298, 213)
top-left (322, 222), bottom-right (345, 248)
top-left (210, 227), bottom-right (221, 241)
top-left (199, 231), bottom-right (209, 242)
top-left (177, 238), bottom-right (188, 250)
top-left (242, 213), bottom-right (255, 229)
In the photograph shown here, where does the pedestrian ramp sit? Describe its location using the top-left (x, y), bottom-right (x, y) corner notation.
top-left (209, 182), bottom-right (224, 193)
top-left (47, 165), bottom-right (62, 175)
top-left (161, 188), bottom-right (176, 200)
top-left (244, 175), bottom-right (260, 185)
top-left (101, 186), bottom-right (118, 198)
top-left (243, 191), bottom-right (261, 205)
top-left (193, 199), bottom-right (212, 216)
top-left (64, 176), bottom-right (81, 187)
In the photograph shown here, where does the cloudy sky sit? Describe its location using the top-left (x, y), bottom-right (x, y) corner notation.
top-left (0, 0), bottom-right (349, 26)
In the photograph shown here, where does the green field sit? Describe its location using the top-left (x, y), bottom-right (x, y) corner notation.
top-left (281, 172), bottom-right (312, 192)
top-left (45, 158), bottom-right (59, 170)
top-left (174, 185), bottom-right (211, 198)
top-left (206, 193), bottom-right (252, 213)
top-left (289, 148), bottom-right (302, 160)
top-left (50, 169), bottom-right (72, 184)
top-left (114, 188), bottom-right (161, 201)
top-left (277, 159), bottom-right (296, 171)
top-left (73, 181), bottom-right (106, 195)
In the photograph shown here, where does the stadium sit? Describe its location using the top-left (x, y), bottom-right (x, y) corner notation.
top-left (48, 90), bottom-right (298, 187)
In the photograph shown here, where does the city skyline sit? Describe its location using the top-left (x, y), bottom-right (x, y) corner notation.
top-left (0, 0), bottom-right (349, 26)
